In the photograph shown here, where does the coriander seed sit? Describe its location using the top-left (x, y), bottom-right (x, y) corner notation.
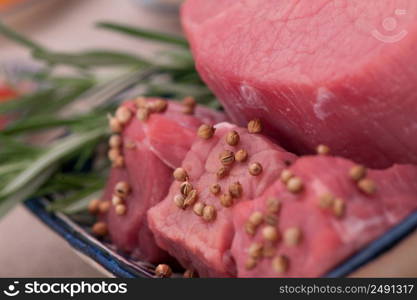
top-left (173, 168), bottom-right (188, 182)
top-left (197, 124), bottom-right (215, 139)
top-left (318, 193), bottom-right (334, 209)
top-left (109, 135), bottom-right (122, 148)
top-left (316, 144), bottom-right (330, 155)
top-left (112, 195), bottom-right (123, 206)
top-left (216, 166), bottom-right (230, 179)
top-left (358, 178), bottom-right (376, 195)
top-left (248, 162), bottom-right (263, 176)
top-left (180, 181), bottom-right (193, 196)
top-left (248, 242), bottom-right (264, 259)
top-left (235, 149), bottom-right (248, 162)
top-left (248, 118), bottom-right (263, 133)
top-left (109, 117), bottom-right (122, 133)
top-left (183, 269), bottom-right (197, 278)
top-left (135, 97), bottom-right (147, 108)
top-left (98, 201), bottom-right (111, 214)
top-left (150, 99), bottom-right (168, 113)
top-left (280, 169), bottom-right (293, 184)
top-left (248, 211), bottom-right (264, 226)
top-left (193, 202), bottom-right (205, 216)
top-left (226, 130), bottom-right (240, 146)
top-left (332, 198), bottom-right (345, 218)
top-left (350, 165), bottom-right (367, 182)
top-left (220, 193), bottom-right (234, 207)
top-left (155, 264), bottom-right (172, 278)
top-left (272, 255), bottom-right (288, 274)
top-left (202, 205), bottom-right (216, 221)
top-left (115, 204), bottom-right (127, 216)
top-left (264, 214), bottom-right (278, 226)
top-left (284, 227), bottom-right (302, 246)
top-left (229, 182), bottom-right (243, 198)
top-left (286, 177), bottom-right (303, 193)
top-left (88, 199), bottom-right (100, 215)
top-left (184, 189), bottom-right (198, 207)
top-left (112, 156), bottom-right (124, 168)
top-left (115, 106), bottom-right (132, 125)
top-left (219, 150), bottom-right (235, 166)
top-left (174, 194), bottom-right (185, 209)
top-left (137, 107), bottom-right (150, 121)
top-left (182, 96), bottom-right (196, 115)
top-left (245, 222), bottom-right (256, 236)
top-left (262, 226), bottom-right (279, 242)
top-left (115, 181), bottom-right (130, 198)
top-left (92, 222), bottom-right (108, 237)
top-left (210, 183), bottom-right (221, 195)
top-left (266, 198), bottom-right (281, 214)
top-left (245, 257), bottom-right (257, 270)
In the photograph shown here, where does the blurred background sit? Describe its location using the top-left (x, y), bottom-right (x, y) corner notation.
top-left (0, 0), bottom-right (183, 277)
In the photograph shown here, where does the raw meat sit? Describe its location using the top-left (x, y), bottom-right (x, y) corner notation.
top-left (182, 0), bottom-right (417, 168)
top-left (148, 122), bottom-right (296, 276)
top-left (100, 98), bottom-right (226, 263)
top-left (231, 156), bottom-right (417, 277)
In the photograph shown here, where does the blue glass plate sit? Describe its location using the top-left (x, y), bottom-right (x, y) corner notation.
top-left (24, 196), bottom-right (417, 278)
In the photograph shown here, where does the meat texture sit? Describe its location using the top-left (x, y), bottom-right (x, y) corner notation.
top-left (148, 122), bottom-right (296, 276)
top-left (182, 0), bottom-right (417, 168)
top-left (231, 156), bottom-right (417, 277)
top-left (100, 98), bottom-right (226, 263)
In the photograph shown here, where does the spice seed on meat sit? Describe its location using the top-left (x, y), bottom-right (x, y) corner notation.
top-left (193, 202), bottom-right (205, 216)
top-left (173, 168), bottom-right (188, 182)
top-left (115, 106), bottom-right (132, 125)
top-left (210, 183), bottom-right (221, 195)
top-left (286, 177), bottom-right (303, 193)
top-left (219, 150), bottom-right (235, 166)
top-left (349, 165), bottom-right (367, 182)
top-left (180, 181), bottom-right (193, 196)
top-left (284, 227), bottom-right (302, 246)
top-left (197, 124), bottom-right (215, 139)
top-left (247, 118), bottom-right (263, 133)
top-left (248, 162), bottom-right (263, 176)
top-left (235, 149), bottom-right (248, 162)
top-left (272, 255), bottom-right (289, 274)
top-left (174, 194), bottom-right (185, 209)
top-left (358, 178), bottom-right (377, 195)
top-left (155, 264), bottom-right (172, 278)
top-left (98, 201), bottom-right (111, 214)
top-left (220, 193), bottom-right (234, 207)
top-left (316, 144), bottom-right (330, 155)
top-left (226, 130), bottom-right (240, 146)
top-left (229, 181), bottom-right (243, 198)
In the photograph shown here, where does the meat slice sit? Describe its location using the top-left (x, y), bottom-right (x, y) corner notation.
top-left (148, 122), bottom-right (296, 276)
top-left (182, 0), bottom-right (417, 168)
top-left (100, 98), bottom-right (226, 263)
top-left (231, 156), bottom-right (417, 277)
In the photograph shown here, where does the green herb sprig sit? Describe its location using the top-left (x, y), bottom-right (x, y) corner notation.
top-left (0, 20), bottom-right (217, 217)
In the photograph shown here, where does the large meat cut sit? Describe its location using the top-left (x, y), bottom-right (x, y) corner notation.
top-left (98, 98), bottom-right (226, 263)
top-left (181, 0), bottom-right (417, 168)
top-left (231, 156), bottom-right (417, 277)
top-left (148, 122), bottom-right (296, 276)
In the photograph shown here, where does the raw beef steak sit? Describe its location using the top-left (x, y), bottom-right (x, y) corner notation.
top-left (182, 0), bottom-right (417, 168)
top-left (148, 122), bottom-right (296, 276)
top-left (100, 98), bottom-right (226, 262)
top-left (231, 156), bottom-right (417, 277)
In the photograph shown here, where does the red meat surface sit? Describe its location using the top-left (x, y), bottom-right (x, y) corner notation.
top-left (231, 156), bottom-right (417, 277)
top-left (101, 99), bottom-right (226, 263)
top-left (182, 0), bottom-right (417, 168)
top-left (148, 123), bottom-right (296, 276)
